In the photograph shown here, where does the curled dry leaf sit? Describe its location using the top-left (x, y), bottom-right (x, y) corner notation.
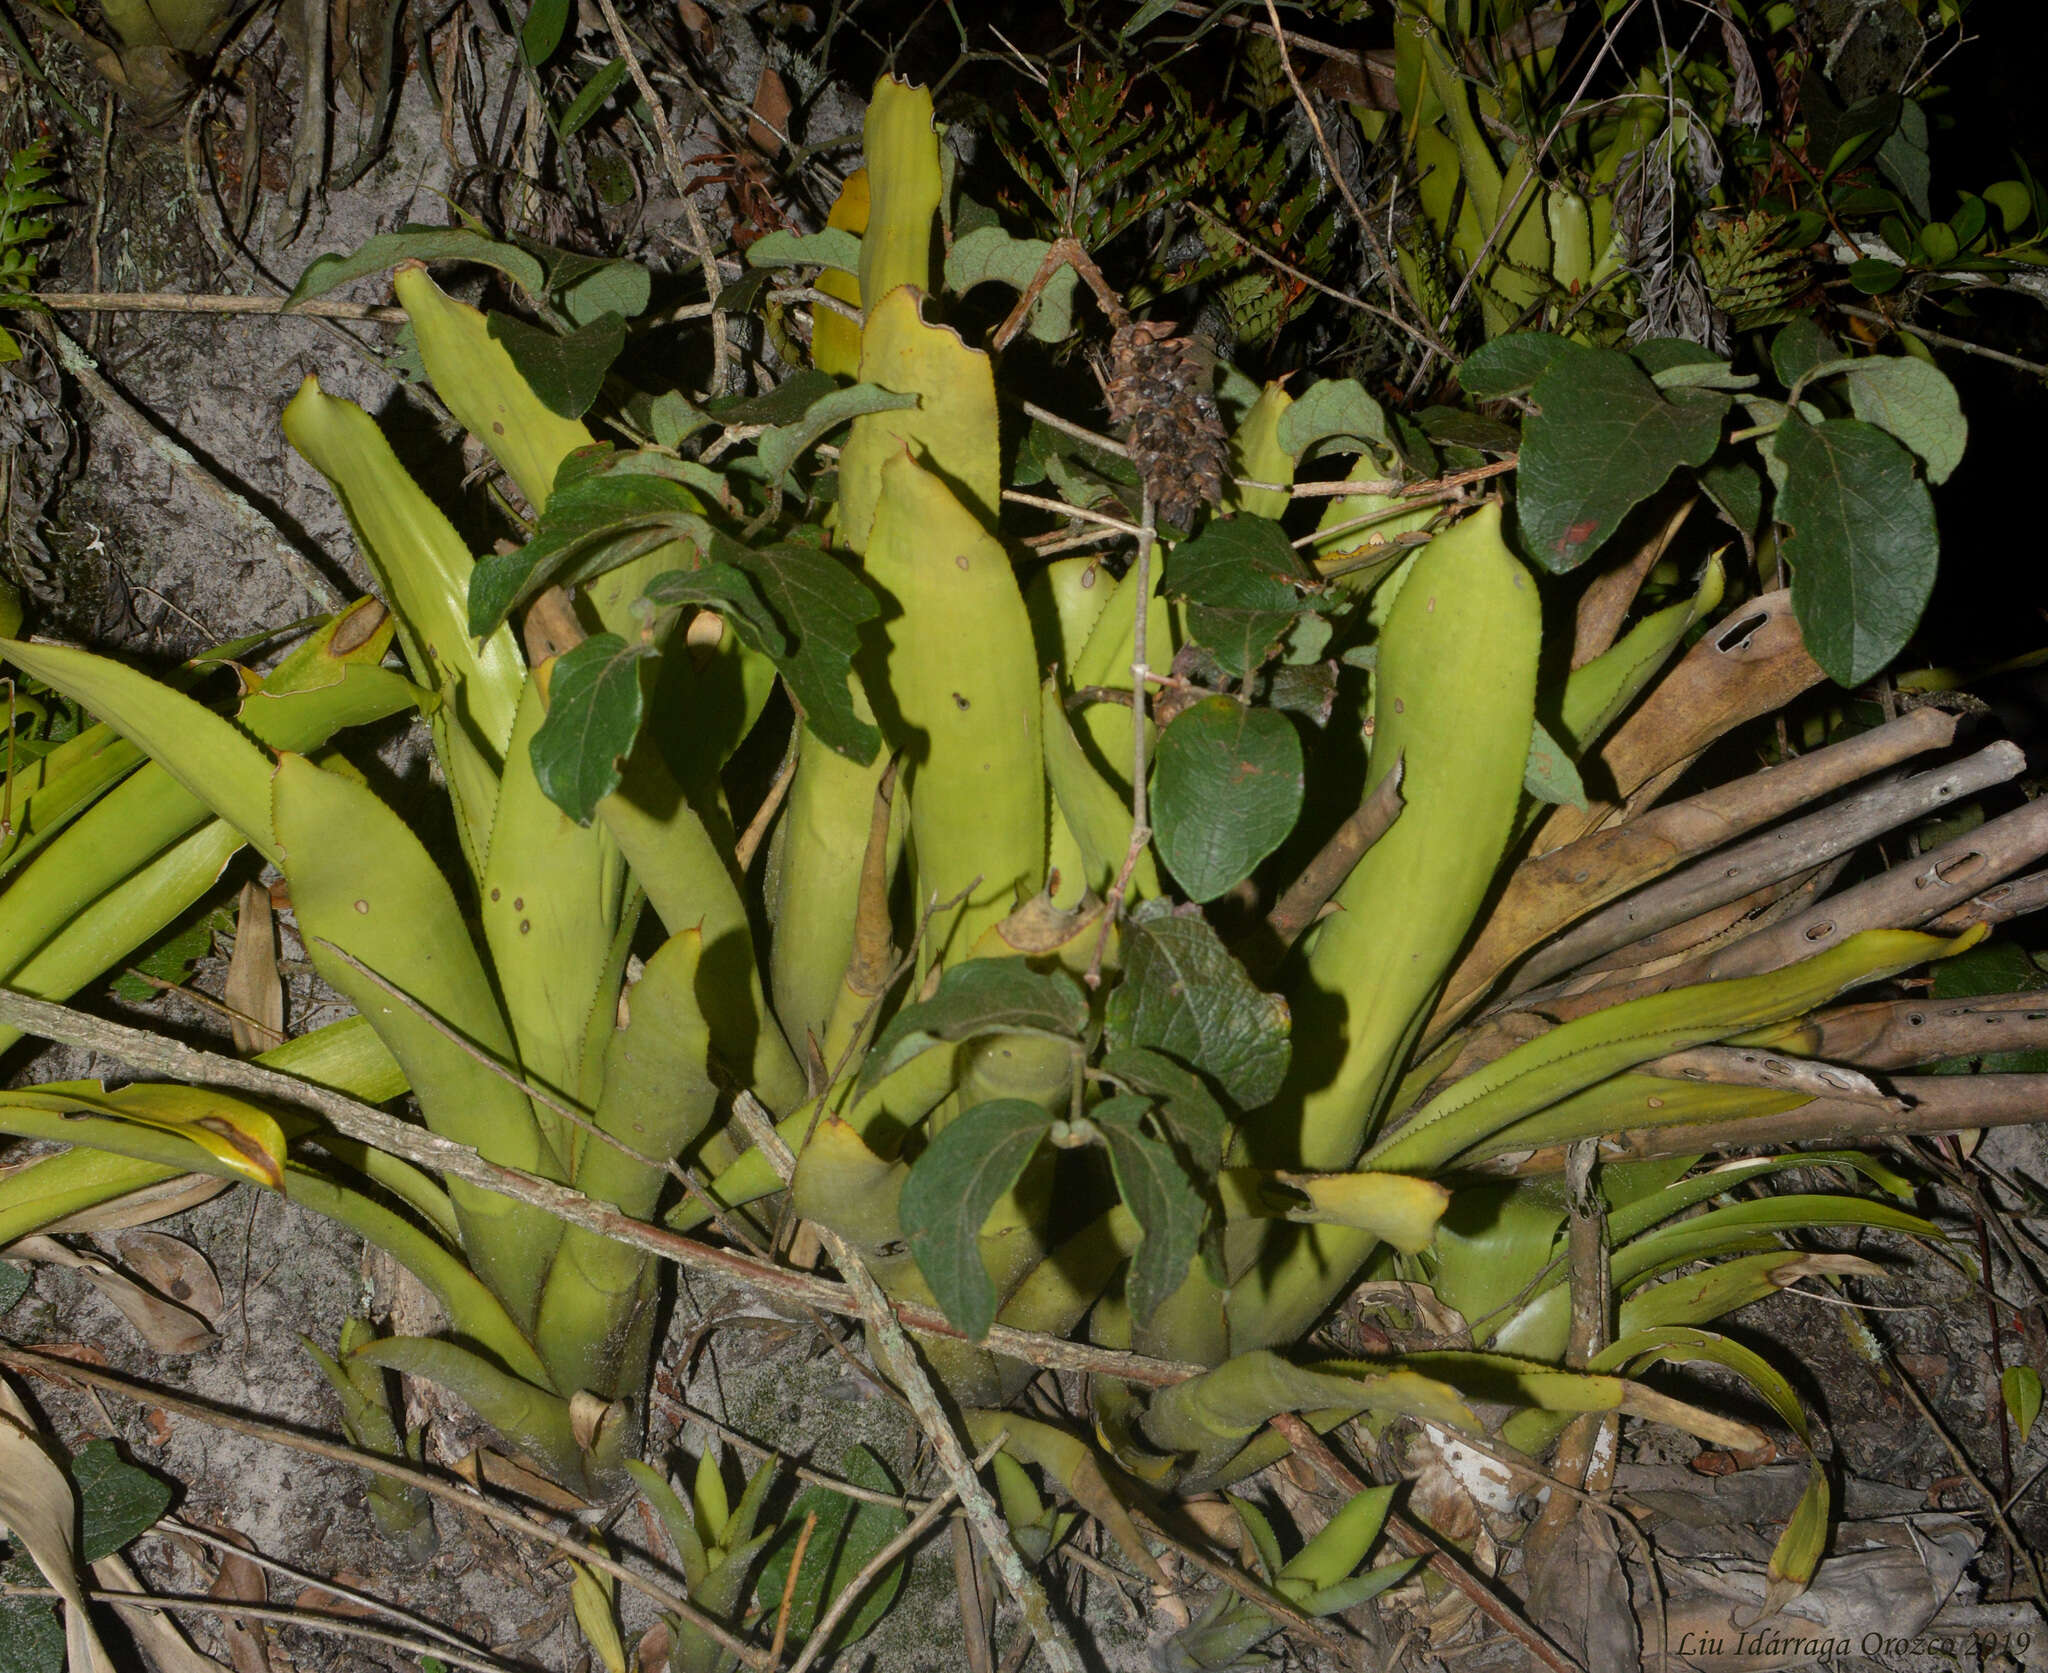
top-left (16, 1342), bottom-right (111, 1388)
top-left (197, 1524), bottom-right (272, 1673)
top-left (295, 1571), bottom-right (392, 1622)
top-left (634, 1620), bottom-right (671, 1673)
top-left (1398, 1422), bottom-right (1516, 1560)
top-left (7, 1235), bottom-right (216, 1356)
top-left (110, 1231), bottom-right (224, 1327)
top-left (749, 65), bottom-right (792, 155)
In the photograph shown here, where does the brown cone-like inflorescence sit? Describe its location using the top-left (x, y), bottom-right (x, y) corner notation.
top-left (1105, 319), bottom-right (1231, 532)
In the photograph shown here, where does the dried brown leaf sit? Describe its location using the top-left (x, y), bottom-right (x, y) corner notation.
top-left (8, 1236), bottom-right (215, 1356)
top-left (225, 881), bottom-right (285, 1055)
top-left (111, 1232), bottom-right (224, 1327)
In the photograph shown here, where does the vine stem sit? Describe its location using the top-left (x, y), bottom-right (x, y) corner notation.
top-left (1087, 492), bottom-right (1157, 991)
top-left (590, 0), bottom-right (731, 395)
top-left (724, 1096), bottom-right (1086, 1673)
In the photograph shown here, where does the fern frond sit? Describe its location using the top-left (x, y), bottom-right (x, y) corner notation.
top-left (0, 141), bottom-right (63, 301)
top-left (1695, 210), bottom-right (1802, 330)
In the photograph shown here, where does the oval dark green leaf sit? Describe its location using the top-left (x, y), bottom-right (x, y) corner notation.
top-left (1150, 697), bottom-right (1303, 903)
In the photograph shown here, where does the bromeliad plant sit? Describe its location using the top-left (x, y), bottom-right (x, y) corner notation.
top-left (2, 70), bottom-right (2043, 1658)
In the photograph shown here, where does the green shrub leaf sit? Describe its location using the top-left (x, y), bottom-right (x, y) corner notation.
top-left (1092, 1094), bottom-right (1206, 1325)
top-left (861, 959), bottom-right (1088, 1093)
top-left (1098, 1047), bottom-right (1231, 1176)
top-left (745, 228), bottom-right (863, 275)
top-left (755, 1446), bottom-right (909, 1649)
top-left (1523, 719), bottom-right (1586, 809)
top-left (943, 227), bottom-right (1079, 342)
top-left (288, 228), bottom-right (547, 307)
top-left (529, 633), bottom-right (652, 823)
top-left (1276, 378), bottom-right (1388, 460)
top-left (1835, 355), bottom-right (1966, 484)
top-left (469, 452), bottom-right (703, 633)
top-left (559, 60), bottom-right (631, 140)
top-left (521, 0), bottom-right (570, 63)
top-left (642, 564), bottom-right (787, 653)
top-left (726, 540), bottom-right (882, 762)
top-left (1771, 316), bottom-right (1837, 385)
top-left (900, 1100), bottom-right (1054, 1340)
top-left (554, 257), bottom-right (651, 325)
top-left (1165, 517), bottom-right (1325, 678)
top-left (1515, 348), bottom-right (1727, 572)
top-left (1107, 903), bottom-right (1291, 1108)
top-left (755, 384), bottom-right (919, 486)
top-left (2005, 1366), bottom-right (2044, 1444)
top-left (1151, 698), bottom-right (1303, 902)
top-left (0, 1585), bottom-right (61, 1673)
top-left (73, 1440), bottom-right (172, 1561)
top-left (1698, 453), bottom-right (1764, 541)
top-left (1776, 413), bottom-right (1937, 686)
top-left (486, 310), bottom-right (626, 420)
top-left (1457, 332), bottom-right (1585, 399)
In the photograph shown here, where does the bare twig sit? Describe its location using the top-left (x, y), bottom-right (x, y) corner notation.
top-left (0, 987), bottom-right (1208, 1389)
top-left (312, 938), bottom-right (690, 1186)
top-left (0, 1585), bottom-right (517, 1673)
top-left (1891, 1351), bottom-right (2047, 1606)
top-left (766, 286), bottom-right (865, 325)
top-left (1001, 490), bottom-right (1146, 539)
top-left (724, 1096), bottom-right (1085, 1673)
top-left (952, 1519), bottom-right (993, 1673)
top-left (35, 292), bottom-right (403, 323)
top-left (1835, 303), bottom-right (2048, 379)
top-left (278, 0), bottom-right (328, 240)
top-left (157, 1515), bottom-right (477, 1655)
top-left (591, 0), bottom-right (730, 393)
top-left (1137, 0), bottom-right (1365, 66)
top-left (1248, 755), bottom-right (1404, 977)
top-left (786, 1438), bottom-right (1006, 1673)
top-left (1466, 1072), bottom-right (2048, 1174)
top-left (1507, 743), bottom-right (2027, 997)
top-left (770, 1511), bottom-right (817, 1663)
top-left (734, 736), bottom-right (799, 874)
top-left (1020, 402), bottom-right (1130, 458)
top-left (1286, 458), bottom-right (1519, 502)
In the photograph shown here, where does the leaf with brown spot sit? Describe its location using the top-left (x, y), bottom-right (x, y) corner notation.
top-left (110, 1232), bottom-right (223, 1328)
top-left (7, 1237), bottom-right (214, 1356)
